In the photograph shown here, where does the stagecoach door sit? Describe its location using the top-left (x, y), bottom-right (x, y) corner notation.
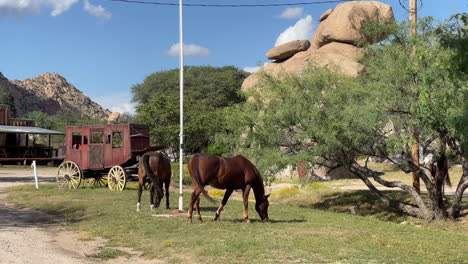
top-left (68, 131), bottom-right (83, 165)
top-left (88, 128), bottom-right (104, 169)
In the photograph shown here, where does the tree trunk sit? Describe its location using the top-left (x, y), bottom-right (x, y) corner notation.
top-left (448, 158), bottom-right (468, 218)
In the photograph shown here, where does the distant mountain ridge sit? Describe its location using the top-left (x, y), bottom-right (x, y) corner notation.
top-left (0, 72), bottom-right (111, 119)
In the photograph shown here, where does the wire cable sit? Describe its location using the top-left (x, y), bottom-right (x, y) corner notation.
top-left (107, 0), bottom-right (350, 7)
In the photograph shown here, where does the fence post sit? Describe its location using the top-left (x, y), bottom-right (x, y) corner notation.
top-left (31, 160), bottom-right (38, 189)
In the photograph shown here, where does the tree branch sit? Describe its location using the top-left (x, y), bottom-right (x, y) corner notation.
top-left (349, 162), bottom-right (429, 219)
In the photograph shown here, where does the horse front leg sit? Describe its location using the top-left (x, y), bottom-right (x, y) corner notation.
top-left (165, 180), bottom-right (171, 209)
top-left (214, 189), bottom-right (234, 221)
top-left (187, 189), bottom-right (201, 224)
top-left (242, 185), bottom-right (251, 223)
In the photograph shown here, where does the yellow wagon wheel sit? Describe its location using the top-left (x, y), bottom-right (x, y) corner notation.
top-left (57, 161), bottom-right (82, 189)
top-left (88, 174), bottom-right (108, 188)
top-left (108, 166), bottom-right (127, 191)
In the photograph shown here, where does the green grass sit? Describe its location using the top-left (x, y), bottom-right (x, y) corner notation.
top-left (6, 184), bottom-right (468, 264)
top-left (87, 248), bottom-right (130, 260)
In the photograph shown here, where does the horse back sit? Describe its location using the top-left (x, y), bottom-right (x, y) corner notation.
top-left (139, 151), bottom-right (171, 182)
top-left (190, 153), bottom-right (260, 189)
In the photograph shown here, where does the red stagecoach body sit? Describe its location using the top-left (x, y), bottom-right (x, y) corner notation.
top-left (58, 123), bottom-right (164, 190)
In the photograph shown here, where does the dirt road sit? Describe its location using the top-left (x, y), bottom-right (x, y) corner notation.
top-left (0, 168), bottom-right (158, 264)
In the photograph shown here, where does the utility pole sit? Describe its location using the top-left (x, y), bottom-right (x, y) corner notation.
top-left (409, 0), bottom-right (420, 194)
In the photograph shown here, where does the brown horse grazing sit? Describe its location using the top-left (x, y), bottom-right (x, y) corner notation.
top-left (187, 153), bottom-right (270, 223)
top-left (137, 151), bottom-right (171, 212)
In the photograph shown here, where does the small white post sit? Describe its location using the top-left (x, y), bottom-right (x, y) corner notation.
top-left (31, 160), bottom-right (38, 189)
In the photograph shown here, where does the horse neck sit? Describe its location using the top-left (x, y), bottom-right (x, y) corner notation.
top-left (252, 178), bottom-right (266, 204)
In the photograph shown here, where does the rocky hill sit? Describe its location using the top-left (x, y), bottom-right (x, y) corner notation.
top-left (0, 72), bottom-right (111, 119)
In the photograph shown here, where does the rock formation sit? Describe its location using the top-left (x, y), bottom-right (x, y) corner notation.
top-left (265, 40), bottom-right (310, 61)
top-left (0, 72), bottom-right (111, 119)
top-left (241, 1), bottom-right (394, 92)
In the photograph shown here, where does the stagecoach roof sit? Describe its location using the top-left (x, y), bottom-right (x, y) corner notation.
top-left (0, 125), bottom-right (64, 135)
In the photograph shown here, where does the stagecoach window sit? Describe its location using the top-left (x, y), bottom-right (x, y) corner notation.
top-left (106, 135), bottom-right (111, 144)
top-left (83, 136), bottom-right (88, 144)
top-left (71, 132), bottom-right (82, 150)
top-left (112, 131), bottom-right (122, 148)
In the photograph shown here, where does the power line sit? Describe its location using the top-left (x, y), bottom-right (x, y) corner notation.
top-left (107, 0), bottom-right (350, 7)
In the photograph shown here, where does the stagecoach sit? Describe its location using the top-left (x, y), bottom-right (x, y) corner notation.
top-left (56, 123), bottom-right (164, 191)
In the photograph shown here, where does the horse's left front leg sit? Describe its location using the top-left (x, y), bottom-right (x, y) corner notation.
top-left (214, 189), bottom-right (234, 221)
top-left (165, 179), bottom-right (171, 209)
top-left (242, 185), bottom-right (251, 223)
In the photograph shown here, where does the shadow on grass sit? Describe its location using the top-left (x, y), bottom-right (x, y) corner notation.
top-left (217, 218), bottom-right (306, 224)
top-left (305, 190), bottom-right (412, 222)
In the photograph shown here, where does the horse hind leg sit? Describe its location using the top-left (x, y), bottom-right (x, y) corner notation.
top-left (187, 189), bottom-right (201, 224)
top-left (137, 180), bottom-right (143, 212)
top-left (150, 185), bottom-right (155, 211)
top-left (196, 196), bottom-right (202, 222)
top-left (214, 189), bottom-right (234, 221)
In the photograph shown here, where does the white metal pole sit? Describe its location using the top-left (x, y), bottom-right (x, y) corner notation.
top-left (178, 0), bottom-right (184, 213)
top-left (32, 160), bottom-right (38, 189)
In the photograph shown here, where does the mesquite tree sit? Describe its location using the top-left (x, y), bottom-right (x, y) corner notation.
top-left (222, 17), bottom-right (467, 220)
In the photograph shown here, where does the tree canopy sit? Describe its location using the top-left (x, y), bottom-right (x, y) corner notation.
top-left (218, 17), bottom-right (468, 220)
top-left (133, 66), bottom-right (249, 157)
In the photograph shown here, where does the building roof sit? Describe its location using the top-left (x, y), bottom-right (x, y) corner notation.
top-left (0, 125), bottom-right (64, 135)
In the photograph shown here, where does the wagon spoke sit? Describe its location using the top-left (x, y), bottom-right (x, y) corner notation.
top-left (57, 161), bottom-right (82, 189)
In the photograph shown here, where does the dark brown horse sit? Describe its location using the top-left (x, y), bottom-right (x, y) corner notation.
top-left (187, 153), bottom-right (270, 223)
top-left (137, 151), bottom-right (171, 211)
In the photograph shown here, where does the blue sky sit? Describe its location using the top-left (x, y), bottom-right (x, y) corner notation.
top-left (1, 0), bottom-right (467, 114)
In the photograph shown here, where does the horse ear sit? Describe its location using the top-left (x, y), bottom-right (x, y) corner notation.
top-left (265, 194), bottom-right (270, 199)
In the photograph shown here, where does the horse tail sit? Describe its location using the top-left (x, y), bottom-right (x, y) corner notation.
top-left (190, 155), bottom-right (218, 205)
top-left (143, 153), bottom-right (163, 196)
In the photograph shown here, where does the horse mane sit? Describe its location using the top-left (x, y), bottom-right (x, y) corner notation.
top-left (246, 158), bottom-right (266, 204)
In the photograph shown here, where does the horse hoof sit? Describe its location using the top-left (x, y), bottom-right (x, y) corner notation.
top-left (187, 218), bottom-right (192, 224)
top-left (150, 205), bottom-right (155, 211)
top-left (166, 207), bottom-right (170, 210)
top-left (214, 214), bottom-right (219, 221)
top-left (245, 219), bottom-right (251, 223)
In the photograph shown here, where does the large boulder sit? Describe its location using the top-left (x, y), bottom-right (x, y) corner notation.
top-left (311, 1), bottom-right (394, 49)
top-left (266, 40), bottom-right (311, 61)
top-left (319, 9), bottom-right (333, 21)
top-left (241, 1), bottom-right (393, 92)
top-left (241, 49), bottom-right (363, 91)
top-left (317, 42), bottom-right (364, 61)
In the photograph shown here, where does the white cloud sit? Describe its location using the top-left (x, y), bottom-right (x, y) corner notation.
top-left (0, 0), bottom-right (111, 20)
top-left (0, 0), bottom-right (78, 17)
top-left (243, 62), bottom-right (269, 73)
top-left (83, 0), bottom-right (111, 22)
top-left (165, 43), bottom-right (211, 57)
top-left (276, 7), bottom-right (304, 19)
top-left (94, 92), bottom-right (136, 114)
top-left (275, 15), bottom-right (315, 47)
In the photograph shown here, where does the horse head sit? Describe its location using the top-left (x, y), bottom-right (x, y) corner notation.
top-left (255, 194), bottom-right (270, 222)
